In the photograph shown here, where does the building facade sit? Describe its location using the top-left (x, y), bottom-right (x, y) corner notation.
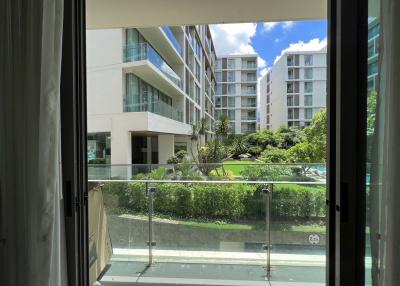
top-left (215, 55), bottom-right (258, 134)
top-left (368, 18), bottom-right (379, 93)
top-left (259, 44), bottom-right (327, 130)
top-left (86, 25), bottom-right (216, 165)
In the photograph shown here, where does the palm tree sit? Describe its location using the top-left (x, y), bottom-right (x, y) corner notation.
top-left (215, 115), bottom-right (230, 143)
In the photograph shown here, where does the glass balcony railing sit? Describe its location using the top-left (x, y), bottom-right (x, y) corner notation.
top-left (242, 89), bottom-right (257, 95)
top-left (88, 163), bottom-right (326, 285)
top-left (241, 115), bottom-right (257, 120)
top-left (242, 63), bottom-right (257, 69)
top-left (242, 102), bottom-right (257, 108)
top-left (123, 99), bottom-right (183, 122)
top-left (161, 26), bottom-right (182, 56)
top-left (124, 43), bottom-right (182, 89)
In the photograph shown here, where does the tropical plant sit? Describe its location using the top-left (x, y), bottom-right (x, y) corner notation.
top-left (215, 115), bottom-right (230, 143)
top-left (229, 136), bottom-right (249, 158)
top-left (260, 147), bottom-right (290, 163)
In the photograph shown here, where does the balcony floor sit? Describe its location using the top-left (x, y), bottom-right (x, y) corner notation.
top-left (100, 261), bottom-right (325, 286)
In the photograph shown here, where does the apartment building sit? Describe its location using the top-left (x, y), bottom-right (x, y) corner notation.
top-left (215, 55), bottom-right (258, 134)
top-left (260, 44), bottom-right (327, 130)
top-left (86, 25), bottom-right (216, 165)
top-left (368, 18), bottom-right (379, 93)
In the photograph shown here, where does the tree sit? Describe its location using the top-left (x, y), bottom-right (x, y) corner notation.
top-left (229, 136), bottom-right (249, 158)
top-left (275, 127), bottom-right (306, 149)
top-left (303, 108), bottom-right (327, 163)
top-left (260, 147), bottom-right (290, 163)
top-left (215, 115), bottom-right (230, 143)
top-left (367, 90), bottom-right (377, 137)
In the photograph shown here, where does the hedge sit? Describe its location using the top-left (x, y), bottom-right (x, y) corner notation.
top-left (103, 182), bottom-right (326, 220)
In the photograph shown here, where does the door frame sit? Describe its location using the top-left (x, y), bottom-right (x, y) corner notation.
top-left (60, 0), bottom-right (369, 285)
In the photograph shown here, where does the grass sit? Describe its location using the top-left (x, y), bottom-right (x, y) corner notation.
top-left (156, 214), bottom-right (325, 233)
top-left (111, 208), bottom-right (325, 233)
top-left (222, 160), bottom-right (261, 176)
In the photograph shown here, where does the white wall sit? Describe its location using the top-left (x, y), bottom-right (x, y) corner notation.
top-left (158, 135), bottom-right (175, 164)
top-left (87, 29), bottom-right (124, 116)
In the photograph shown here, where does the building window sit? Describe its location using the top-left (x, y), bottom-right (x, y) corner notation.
top-left (216, 72), bottom-right (222, 82)
top-left (287, 83), bottom-right (294, 93)
top-left (287, 94), bottom-right (299, 106)
top-left (228, 71), bottom-right (235, 82)
top-left (288, 108), bottom-right (299, 120)
top-left (287, 95), bottom-right (294, 106)
top-left (304, 68), bottom-right (313, 79)
top-left (287, 55), bottom-right (294, 66)
top-left (304, 94), bottom-right (313, 106)
top-left (195, 37), bottom-right (201, 59)
top-left (216, 97), bottom-right (221, 107)
top-left (87, 133), bottom-right (111, 164)
top-left (227, 58), bottom-right (235, 69)
top-left (304, 82), bottom-right (313, 93)
top-left (368, 61), bottom-right (378, 76)
top-left (195, 85), bottom-right (200, 104)
top-left (243, 85), bottom-right (255, 95)
top-left (228, 97), bottom-right (235, 107)
top-left (246, 72), bottom-right (256, 81)
top-left (288, 69), bottom-right (294, 79)
top-left (228, 110), bottom-right (235, 120)
top-left (216, 59), bottom-right (222, 69)
top-left (215, 84), bottom-right (222, 95)
top-left (304, 55), bottom-right (313, 66)
top-left (228, 84), bottom-right (236, 95)
top-left (305, 108), bottom-right (313, 120)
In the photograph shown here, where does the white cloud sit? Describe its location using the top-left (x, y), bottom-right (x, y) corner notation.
top-left (263, 21), bottom-right (295, 32)
top-left (273, 38), bottom-right (327, 64)
top-left (210, 23), bottom-right (257, 55)
top-left (210, 23), bottom-right (267, 73)
top-left (263, 22), bottom-right (278, 32)
top-left (258, 57), bottom-right (266, 68)
top-left (282, 21), bottom-right (294, 29)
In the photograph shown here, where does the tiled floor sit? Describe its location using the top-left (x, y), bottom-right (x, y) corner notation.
top-left (100, 261), bottom-right (325, 286)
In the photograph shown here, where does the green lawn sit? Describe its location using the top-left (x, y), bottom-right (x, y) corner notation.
top-left (222, 160), bottom-right (261, 176)
top-left (160, 215), bottom-right (325, 233)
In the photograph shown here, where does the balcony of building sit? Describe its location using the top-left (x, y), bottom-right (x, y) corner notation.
top-left (123, 43), bottom-right (185, 98)
top-left (123, 100), bottom-right (183, 123)
top-left (137, 26), bottom-right (184, 65)
top-left (88, 163), bottom-right (327, 286)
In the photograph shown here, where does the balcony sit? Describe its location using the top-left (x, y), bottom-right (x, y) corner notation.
top-left (242, 63), bottom-right (257, 69)
top-left (241, 115), bottom-right (257, 121)
top-left (123, 43), bottom-right (184, 95)
top-left (123, 100), bottom-right (183, 122)
top-left (137, 27), bottom-right (183, 64)
top-left (161, 26), bottom-right (182, 55)
top-left (241, 102), bottom-right (257, 108)
top-left (88, 163), bottom-right (327, 286)
top-left (242, 89), bottom-right (257, 95)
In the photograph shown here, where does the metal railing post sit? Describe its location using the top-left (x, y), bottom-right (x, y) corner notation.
top-left (263, 184), bottom-right (273, 275)
top-left (147, 183), bottom-right (155, 266)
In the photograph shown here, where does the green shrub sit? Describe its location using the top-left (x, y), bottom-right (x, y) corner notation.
top-left (103, 181), bottom-right (326, 220)
top-left (175, 185), bottom-right (193, 217)
top-left (88, 158), bottom-right (107, 164)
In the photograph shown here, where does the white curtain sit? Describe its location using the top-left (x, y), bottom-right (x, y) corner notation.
top-left (0, 0), bottom-right (67, 285)
top-left (373, 0), bottom-right (400, 284)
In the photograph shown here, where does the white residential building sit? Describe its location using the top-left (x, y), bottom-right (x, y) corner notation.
top-left (260, 44), bottom-right (327, 130)
top-left (215, 55), bottom-right (258, 134)
top-left (86, 25), bottom-right (216, 165)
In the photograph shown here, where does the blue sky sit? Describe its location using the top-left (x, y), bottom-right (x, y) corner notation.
top-left (210, 20), bottom-right (327, 77)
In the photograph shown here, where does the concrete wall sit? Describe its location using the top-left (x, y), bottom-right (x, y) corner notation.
top-left (158, 134), bottom-right (175, 164)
